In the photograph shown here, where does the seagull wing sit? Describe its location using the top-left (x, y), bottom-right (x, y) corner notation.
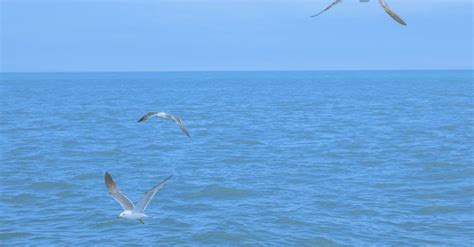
top-left (138, 112), bottom-right (160, 122)
top-left (136, 175), bottom-right (172, 212)
top-left (311, 0), bottom-right (343, 17)
top-left (172, 116), bottom-right (191, 138)
top-left (379, 0), bottom-right (406, 25)
top-left (104, 172), bottom-right (135, 210)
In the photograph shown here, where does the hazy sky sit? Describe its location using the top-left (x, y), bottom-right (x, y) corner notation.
top-left (0, 0), bottom-right (472, 72)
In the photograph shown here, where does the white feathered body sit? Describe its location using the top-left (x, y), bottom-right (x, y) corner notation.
top-left (120, 210), bottom-right (148, 220)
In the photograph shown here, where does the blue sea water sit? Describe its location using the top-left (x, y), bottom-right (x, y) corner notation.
top-left (0, 71), bottom-right (473, 246)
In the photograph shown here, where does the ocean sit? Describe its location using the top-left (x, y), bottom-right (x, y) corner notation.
top-left (0, 71), bottom-right (472, 246)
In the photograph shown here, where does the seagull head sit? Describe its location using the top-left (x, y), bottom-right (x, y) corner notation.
top-left (117, 212), bottom-right (126, 218)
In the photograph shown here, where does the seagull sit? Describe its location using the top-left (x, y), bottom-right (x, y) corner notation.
top-left (104, 171), bottom-right (172, 224)
top-left (138, 112), bottom-right (191, 138)
top-left (311, 0), bottom-right (407, 26)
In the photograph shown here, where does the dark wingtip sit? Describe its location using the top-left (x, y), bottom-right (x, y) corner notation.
top-left (396, 20), bottom-right (407, 26)
top-left (104, 171), bottom-right (117, 193)
top-left (137, 118), bottom-right (144, 122)
top-left (104, 171), bottom-right (112, 186)
top-left (395, 17), bottom-right (407, 26)
top-left (156, 175), bottom-right (173, 187)
top-left (162, 175), bottom-right (172, 183)
top-left (105, 171), bottom-right (112, 180)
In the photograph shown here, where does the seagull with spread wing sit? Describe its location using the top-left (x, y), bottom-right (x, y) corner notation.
top-left (312, 0), bottom-right (407, 26)
top-left (138, 112), bottom-right (191, 138)
top-left (104, 171), bottom-right (172, 224)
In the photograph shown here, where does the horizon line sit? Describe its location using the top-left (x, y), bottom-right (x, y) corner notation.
top-left (1, 68), bottom-right (472, 74)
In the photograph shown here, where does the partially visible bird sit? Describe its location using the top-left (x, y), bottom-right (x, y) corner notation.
top-left (311, 0), bottom-right (342, 18)
top-left (104, 171), bottom-right (172, 224)
top-left (378, 0), bottom-right (406, 26)
top-left (311, 0), bottom-right (407, 26)
top-left (138, 112), bottom-right (191, 138)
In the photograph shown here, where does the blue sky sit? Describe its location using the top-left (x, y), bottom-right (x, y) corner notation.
top-left (0, 0), bottom-right (472, 72)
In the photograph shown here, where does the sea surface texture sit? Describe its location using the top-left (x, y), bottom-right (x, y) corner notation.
top-left (1, 71), bottom-right (472, 246)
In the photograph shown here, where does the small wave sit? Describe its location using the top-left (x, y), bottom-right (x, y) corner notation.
top-left (415, 206), bottom-right (459, 215)
top-left (296, 237), bottom-right (345, 247)
top-left (1, 193), bottom-right (38, 204)
top-left (191, 230), bottom-right (247, 244)
top-left (274, 216), bottom-right (308, 226)
top-left (238, 140), bottom-right (264, 145)
top-left (169, 203), bottom-right (214, 213)
top-left (74, 172), bottom-right (98, 181)
top-left (160, 217), bottom-right (190, 227)
top-left (185, 184), bottom-right (251, 200)
top-left (0, 232), bottom-right (34, 240)
top-left (349, 208), bottom-right (378, 217)
top-left (30, 181), bottom-right (74, 190)
top-left (55, 190), bottom-right (82, 198)
top-left (317, 201), bottom-right (338, 208)
top-left (93, 219), bottom-right (125, 229)
top-left (221, 157), bottom-right (247, 164)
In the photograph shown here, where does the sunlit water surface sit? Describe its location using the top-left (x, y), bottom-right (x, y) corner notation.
top-left (1, 71), bottom-right (473, 246)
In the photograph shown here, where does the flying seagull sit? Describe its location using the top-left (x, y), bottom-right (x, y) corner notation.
top-left (104, 171), bottom-right (172, 224)
top-left (311, 0), bottom-right (407, 26)
top-left (138, 112), bottom-right (191, 138)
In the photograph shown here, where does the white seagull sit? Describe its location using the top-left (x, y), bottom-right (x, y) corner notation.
top-left (104, 171), bottom-right (172, 224)
top-left (138, 112), bottom-right (191, 138)
top-left (311, 0), bottom-right (407, 26)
